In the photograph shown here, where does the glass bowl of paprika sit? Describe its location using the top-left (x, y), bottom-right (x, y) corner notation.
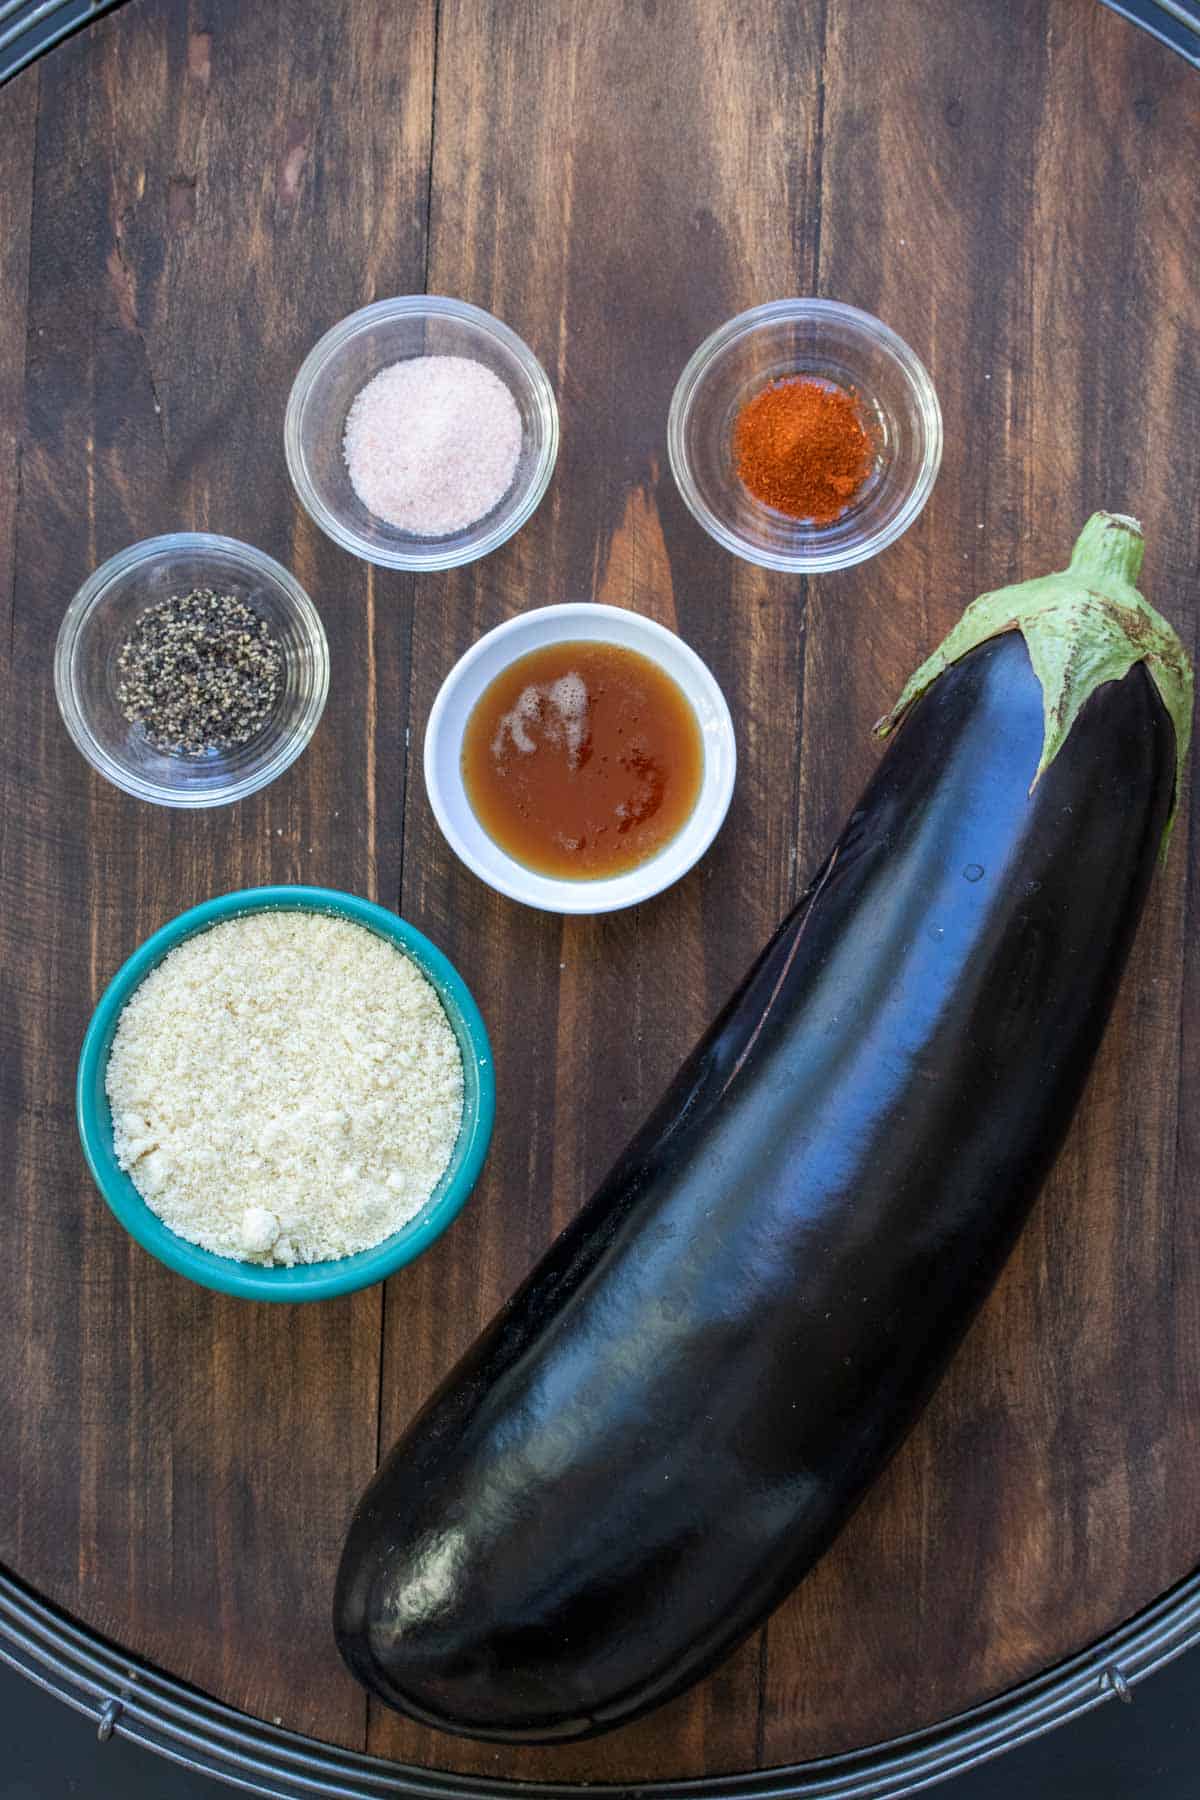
top-left (667, 299), bottom-right (942, 574)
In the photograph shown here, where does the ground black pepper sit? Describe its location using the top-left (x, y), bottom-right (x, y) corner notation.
top-left (116, 588), bottom-right (283, 756)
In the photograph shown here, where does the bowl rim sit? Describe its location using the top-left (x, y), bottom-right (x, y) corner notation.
top-left (283, 294), bottom-right (560, 572)
top-left (423, 602), bottom-right (737, 915)
top-left (76, 885), bottom-right (496, 1301)
top-left (53, 531), bottom-right (330, 809)
top-left (667, 296), bottom-right (943, 574)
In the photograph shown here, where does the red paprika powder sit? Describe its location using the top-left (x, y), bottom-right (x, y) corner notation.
top-left (733, 375), bottom-right (875, 524)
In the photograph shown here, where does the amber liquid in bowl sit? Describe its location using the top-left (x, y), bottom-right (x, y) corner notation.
top-left (461, 641), bottom-right (703, 880)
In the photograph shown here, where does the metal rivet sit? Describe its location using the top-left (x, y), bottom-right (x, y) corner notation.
top-left (1104, 1665), bottom-right (1133, 1704)
top-left (97, 1698), bottom-right (123, 1742)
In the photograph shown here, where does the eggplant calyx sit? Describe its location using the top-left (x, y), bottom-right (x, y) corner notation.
top-left (875, 512), bottom-right (1194, 860)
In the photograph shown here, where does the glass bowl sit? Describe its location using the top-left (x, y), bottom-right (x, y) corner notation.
top-left (284, 295), bottom-right (559, 572)
top-left (76, 886), bottom-right (495, 1302)
top-left (668, 298), bottom-right (942, 573)
top-left (54, 533), bottom-right (329, 808)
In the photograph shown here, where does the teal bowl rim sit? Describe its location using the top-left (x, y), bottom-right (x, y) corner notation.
top-left (76, 886), bottom-right (495, 1302)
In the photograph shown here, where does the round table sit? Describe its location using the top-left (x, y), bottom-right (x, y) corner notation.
top-left (2, 0), bottom-right (1199, 1792)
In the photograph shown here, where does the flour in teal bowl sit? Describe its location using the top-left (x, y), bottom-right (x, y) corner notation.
top-left (104, 910), bottom-right (464, 1266)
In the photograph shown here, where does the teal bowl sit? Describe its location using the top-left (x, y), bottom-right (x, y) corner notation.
top-left (77, 886), bottom-right (495, 1302)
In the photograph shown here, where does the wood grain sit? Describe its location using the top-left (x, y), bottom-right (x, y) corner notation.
top-left (0, 74), bottom-right (35, 657)
top-left (0, 0), bottom-right (435, 1749)
top-left (0, 56), bottom-right (40, 1699)
top-left (761, 0), bottom-right (1200, 1761)
top-left (1, 0), bottom-right (1199, 1782)
top-left (368, 0), bottom-right (826, 1779)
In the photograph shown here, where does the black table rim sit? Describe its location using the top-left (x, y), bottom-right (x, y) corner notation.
top-left (3, 1562), bottom-right (1200, 1800)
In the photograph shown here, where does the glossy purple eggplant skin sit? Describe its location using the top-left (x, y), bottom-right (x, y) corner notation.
top-left (335, 630), bottom-right (1174, 1743)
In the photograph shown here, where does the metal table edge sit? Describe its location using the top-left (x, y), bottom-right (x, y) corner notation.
top-left (0, 0), bottom-right (1196, 82)
top-left (1100, 0), bottom-right (1200, 64)
top-left (3, 1562), bottom-right (1200, 1800)
top-left (1, 0), bottom-right (1198, 1794)
top-left (0, 0), bottom-right (124, 83)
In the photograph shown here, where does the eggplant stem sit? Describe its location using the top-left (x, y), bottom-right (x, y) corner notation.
top-left (876, 513), bottom-right (1194, 861)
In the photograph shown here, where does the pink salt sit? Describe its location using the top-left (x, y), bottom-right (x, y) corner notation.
top-left (343, 354), bottom-right (523, 537)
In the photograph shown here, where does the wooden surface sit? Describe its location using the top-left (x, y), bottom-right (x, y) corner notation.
top-left (1, 0), bottom-right (1198, 1783)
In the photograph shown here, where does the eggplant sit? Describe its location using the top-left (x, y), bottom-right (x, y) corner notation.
top-left (335, 514), bottom-right (1192, 1743)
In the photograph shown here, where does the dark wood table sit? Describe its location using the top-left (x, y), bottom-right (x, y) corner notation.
top-left (2, 0), bottom-right (1199, 1789)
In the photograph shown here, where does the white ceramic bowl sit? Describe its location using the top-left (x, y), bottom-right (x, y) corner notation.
top-left (424, 605), bottom-right (736, 914)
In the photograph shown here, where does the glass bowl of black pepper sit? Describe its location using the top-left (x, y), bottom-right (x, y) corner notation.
top-left (54, 533), bottom-right (329, 807)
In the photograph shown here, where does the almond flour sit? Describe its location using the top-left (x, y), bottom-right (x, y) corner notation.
top-left (105, 911), bottom-right (464, 1266)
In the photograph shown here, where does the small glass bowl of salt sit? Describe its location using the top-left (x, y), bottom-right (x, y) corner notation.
top-left (285, 296), bottom-right (559, 572)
